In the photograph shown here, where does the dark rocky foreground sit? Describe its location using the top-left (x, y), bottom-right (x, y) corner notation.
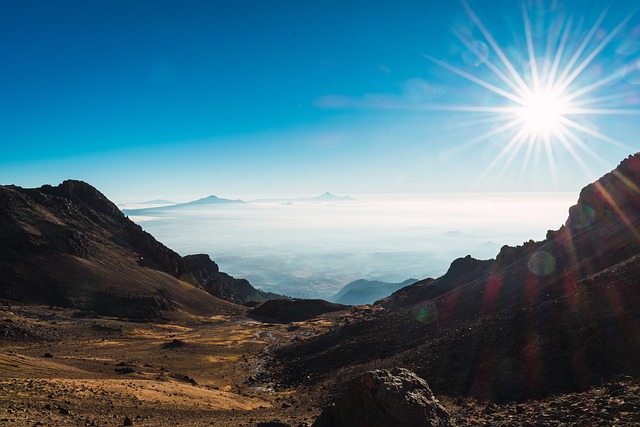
top-left (2, 303), bottom-right (640, 427)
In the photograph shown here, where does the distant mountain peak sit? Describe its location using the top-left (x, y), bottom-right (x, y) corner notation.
top-left (306, 192), bottom-right (353, 202)
top-left (188, 195), bottom-right (245, 205)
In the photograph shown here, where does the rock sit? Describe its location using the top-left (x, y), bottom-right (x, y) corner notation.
top-left (312, 367), bottom-right (454, 427)
top-left (123, 416), bottom-right (133, 426)
top-left (170, 373), bottom-right (197, 385)
top-left (161, 339), bottom-right (185, 349)
top-left (257, 422), bottom-right (290, 427)
top-left (42, 353), bottom-right (53, 358)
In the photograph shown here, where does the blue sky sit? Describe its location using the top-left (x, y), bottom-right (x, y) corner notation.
top-left (2, 0), bottom-right (640, 202)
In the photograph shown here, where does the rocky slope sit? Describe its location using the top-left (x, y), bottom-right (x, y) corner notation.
top-left (273, 153), bottom-right (640, 402)
top-left (248, 298), bottom-right (347, 323)
top-left (0, 180), bottom-right (276, 318)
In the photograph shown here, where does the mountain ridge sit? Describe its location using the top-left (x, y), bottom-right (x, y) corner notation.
top-left (122, 194), bottom-right (246, 216)
top-left (0, 180), bottom-right (278, 319)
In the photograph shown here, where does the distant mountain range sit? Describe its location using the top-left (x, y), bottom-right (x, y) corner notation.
top-left (0, 180), bottom-right (280, 320)
top-left (183, 195), bottom-right (246, 206)
top-left (329, 278), bottom-right (417, 305)
top-left (122, 192), bottom-right (353, 215)
top-left (123, 194), bottom-right (246, 215)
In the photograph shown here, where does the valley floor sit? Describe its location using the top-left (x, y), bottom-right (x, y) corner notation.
top-left (0, 303), bottom-right (329, 426)
top-left (1, 303), bottom-right (640, 427)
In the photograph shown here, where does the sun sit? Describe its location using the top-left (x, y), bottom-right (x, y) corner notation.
top-left (517, 88), bottom-right (570, 136)
top-left (425, 0), bottom-right (639, 185)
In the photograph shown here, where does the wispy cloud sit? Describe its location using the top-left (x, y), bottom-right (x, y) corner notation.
top-left (314, 78), bottom-right (447, 110)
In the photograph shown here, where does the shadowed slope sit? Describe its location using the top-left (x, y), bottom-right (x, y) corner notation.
top-left (0, 180), bottom-right (271, 318)
top-left (274, 154), bottom-right (640, 402)
top-left (249, 299), bottom-right (347, 323)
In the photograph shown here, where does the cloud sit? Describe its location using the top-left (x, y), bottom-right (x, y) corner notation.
top-left (313, 78), bottom-right (448, 110)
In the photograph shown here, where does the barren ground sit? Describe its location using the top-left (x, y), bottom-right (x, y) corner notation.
top-left (2, 303), bottom-right (640, 427)
top-left (0, 303), bottom-right (335, 426)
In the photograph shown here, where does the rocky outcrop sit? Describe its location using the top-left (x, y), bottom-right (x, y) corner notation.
top-left (182, 254), bottom-right (282, 304)
top-left (377, 255), bottom-right (493, 310)
top-left (313, 368), bottom-right (454, 427)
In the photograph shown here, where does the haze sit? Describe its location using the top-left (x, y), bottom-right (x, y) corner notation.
top-left (125, 192), bottom-right (576, 298)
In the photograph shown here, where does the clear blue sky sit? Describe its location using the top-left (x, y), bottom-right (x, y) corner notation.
top-left (2, 0), bottom-right (639, 201)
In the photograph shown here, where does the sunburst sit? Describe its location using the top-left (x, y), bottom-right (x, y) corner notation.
top-left (427, 0), bottom-right (640, 187)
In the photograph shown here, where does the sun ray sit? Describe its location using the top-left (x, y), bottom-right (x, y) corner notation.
top-left (569, 92), bottom-right (633, 108)
top-left (452, 29), bottom-right (524, 96)
top-left (460, 0), bottom-right (531, 96)
top-left (415, 103), bottom-right (519, 113)
top-left (545, 15), bottom-right (573, 92)
top-left (556, 11), bottom-right (637, 93)
top-left (518, 133), bottom-right (538, 183)
top-left (554, 128), bottom-right (594, 177)
top-left (565, 108), bottom-right (640, 116)
top-left (495, 131), bottom-right (530, 182)
top-left (459, 118), bottom-right (525, 148)
top-left (559, 116), bottom-right (633, 150)
top-left (563, 67), bottom-right (628, 102)
top-left (543, 133), bottom-right (558, 184)
top-left (554, 10), bottom-right (608, 91)
top-left (523, 3), bottom-right (541, 92)
top-left (474, 127), bottom-right (529, 187)
top-left (457, 114), bottom-right (516, 129)
top-left (594, 181), bottom-right (640, 242)
top-left (557, 125), bottom-right (611, 169)
top-left (424, 55), bottom-right (524, 104)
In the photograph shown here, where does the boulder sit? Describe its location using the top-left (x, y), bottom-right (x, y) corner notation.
top-left (313, 367), bottom-right (454, 427)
